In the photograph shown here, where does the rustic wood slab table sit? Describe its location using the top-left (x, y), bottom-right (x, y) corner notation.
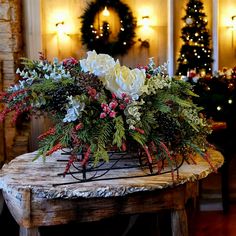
top-left (0, 149), bottom-right (223, 236)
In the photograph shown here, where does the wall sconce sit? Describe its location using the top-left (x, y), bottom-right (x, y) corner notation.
top-left (141, 16), bottom-right (150, 28)
top-left (232, 16), bottom-right (236, 30)
top-left (55, 21), bottom-right (66, 35)
top-left (138, 16), bottom-right (151, 49)
top-left (230, 16), bottom-right (236, 50)
top-left (138, 38), bottom-right (150, 48)
top-left (102, 6), bottom-right (110, 17)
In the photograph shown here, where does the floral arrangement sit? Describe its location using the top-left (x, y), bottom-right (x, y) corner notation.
top-left (0, 51), bottom-right (212, 176)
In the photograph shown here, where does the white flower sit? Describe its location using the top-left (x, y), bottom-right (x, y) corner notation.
top-left (192, 76), bottom-right (199, 83)
top-left (16, 68), bottom-right (21, 74)
top-left (124, 100), bottom-right (145, 129)
top-left (63, 96), bottom-right (85, 123)
top-left (80, 50), bottom-right (117, 77)
top-left (104, 63), bottom-right (146, 100)
top-left (144, 75), bottom-right (171, 95)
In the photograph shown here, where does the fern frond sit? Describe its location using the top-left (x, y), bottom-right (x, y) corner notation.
top-left (130, 131), bottom-right (147, 146)
top-left (91, 120), bottom-right (113, 162)
top-left (141, 111), bottom-right (157, 134)
top-left (113, 116), bottom-right (126, 148)
top-left (93, 147), bottom-right (109, 165)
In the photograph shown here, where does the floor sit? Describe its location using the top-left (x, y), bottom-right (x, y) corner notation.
top-left (190, 205), bottom-right (236, 236)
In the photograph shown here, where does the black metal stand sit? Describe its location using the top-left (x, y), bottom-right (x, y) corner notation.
top-left (53, 151), bottom-right (185, 186)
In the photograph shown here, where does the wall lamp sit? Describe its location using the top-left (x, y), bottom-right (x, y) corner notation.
top-left (55, 21), bottom-right (71, 37)
top-left (232, 15), bottom-right (236, 30)
top-left (55, 21), bottom-right (66, 35)
top-left (138, 16), bottom-right (151, 49)
top-left (141, 16), bottom-right (150, 28)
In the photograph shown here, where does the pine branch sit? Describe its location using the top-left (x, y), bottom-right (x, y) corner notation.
top-left (91, 120), bottom-right (113, 163)
top-left (112, 115), bottom-right (126, 148)
top-left (141, 110), bottom-right (157, 134)
top-left (130, 130), bottom-right (147, 146)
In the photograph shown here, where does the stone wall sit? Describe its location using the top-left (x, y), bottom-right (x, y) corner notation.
top-left (0, 0), bottom-right (27, 162)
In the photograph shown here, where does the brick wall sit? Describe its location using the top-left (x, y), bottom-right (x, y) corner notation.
top-left (0, 0), bottom-right (26, 162)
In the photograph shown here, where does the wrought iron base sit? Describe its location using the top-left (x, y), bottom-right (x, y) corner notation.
top-left (54, 151), bottom-right (184, 186)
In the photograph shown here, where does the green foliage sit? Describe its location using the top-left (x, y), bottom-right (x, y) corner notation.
top-left (0, 51), bottom-right (212, 173)
top-left (112, 116), bottom-right (126, 148)
top-left (140, 110), bottom-right (157, 135)
top-left (92, 120), bottom-right (113, 163)
top-left (130, 131), bottom-right (147, 147)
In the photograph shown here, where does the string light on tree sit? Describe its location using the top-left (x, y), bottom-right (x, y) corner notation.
top-left (176, 0), bottom-right (213, 76)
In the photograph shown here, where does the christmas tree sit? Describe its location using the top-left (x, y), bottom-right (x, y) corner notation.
top-left (176, 0), bottom-right (213, 76)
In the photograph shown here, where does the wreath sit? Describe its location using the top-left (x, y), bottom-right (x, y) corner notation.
top-left (80, 0), bottom-right (136, 56)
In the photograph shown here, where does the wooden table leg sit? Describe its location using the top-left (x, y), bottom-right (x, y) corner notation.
top-left (171, 209), bottom-right (188, 236)
top-left (20, 227), bottom-right (40, 236)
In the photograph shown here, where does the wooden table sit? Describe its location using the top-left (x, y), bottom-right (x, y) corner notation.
top-left (0, 149), bottom-right (223, 236)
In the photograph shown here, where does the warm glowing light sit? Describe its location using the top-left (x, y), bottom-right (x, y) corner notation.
top-left (228, 99), bottom-right (233, 104)
top-left (55, 21), bottom-right (65, 35)
top-left (47, 10), bottom-right (75, 37)
top-left (200, 69), bottom-right (206, 77)
top-left (217, 106), bottom-right (222, 111)
top-left (137, 7), bottom-right (155, 39)
top-left (137, 6), bottom-right (156, 27)
top-left (141, 16), bottom-right (150, 28)
top-left (102, 6), bottom-right (110, 17)
top-left (232, 16), bottom-right (236, 30)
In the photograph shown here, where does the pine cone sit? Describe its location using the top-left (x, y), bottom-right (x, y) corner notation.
top-left (45, 84), bottom-right (80, 112)
top-left (75, 72), bottom-right (103, 93)
top-left (157, 113), bottom-right (182, 144)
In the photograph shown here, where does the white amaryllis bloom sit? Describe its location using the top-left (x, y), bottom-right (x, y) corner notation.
top-left (80, 50), bottom-right (117, 77)
top-left (104, 63), bottom-right (146, 100)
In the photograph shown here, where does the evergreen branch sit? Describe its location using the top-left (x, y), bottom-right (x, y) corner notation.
top-left (141, 110), bottom-right (157, 134)
top-left (130, 130), bottom-right (147, 146)
top-left (112, 115), bottom-right (126, 148)
top-left (93, 147), bottom-right (109, 165)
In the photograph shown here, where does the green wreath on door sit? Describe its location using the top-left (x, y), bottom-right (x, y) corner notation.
top-left (80, 0), bottom-right (136, 56)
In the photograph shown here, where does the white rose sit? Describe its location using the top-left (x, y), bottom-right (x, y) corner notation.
top-left (104, 63), bottom-right (146, 100)
top-left (79, 50), bottom-right (117, 77)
